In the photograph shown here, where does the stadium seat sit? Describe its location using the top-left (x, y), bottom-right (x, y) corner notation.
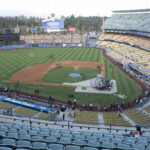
top-left (29, 131), bottom-right (38, 136)
top-left (87, 141), bottom-right (100, 148)
top-left (66, 145), bottom-right (80, 150)
top-left (73, 135), bottom-right (85, 140)
top-left (7, 133), bottom-right (18, 139)
top-left (101, 142), bottom-right (116, 149)
top-left (18, 134), bottom-right (31, 140)
top-left (39, 131), bottom-right (50, 137)
top-left (73, 140), bottom-right (86, 146)
top-left (31, 142), bottom-right (47, 150)
top-left (15, 140), bottom-right (31, 149)
top-left (51, 133), bottom-right (61, 139)
top-left (31, 136), bottom-right (45, 142)
top-left (83, 147), bottom-right (98, 150)
top-left (0, 131), bottom-right (6, 138)
top-left (58, 137), bottom-right (72, 145)
top-left (0, 147), bottom-right (12, 150)
top-left (18, 130), bottom-right (28, 135)
top-left (45, 137), bottom-right (57, 143)
top-left (48, 143), bottom-right (63, 150)
top-left (0, 138), bottom-right (16, 147)
top-left (132, 144), bottom-right (145, 150)
top-left (117, 144), bottom-right (132, 150)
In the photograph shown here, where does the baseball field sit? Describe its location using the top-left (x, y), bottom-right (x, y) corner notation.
top-left (0, 47), bottom-right (142, 105)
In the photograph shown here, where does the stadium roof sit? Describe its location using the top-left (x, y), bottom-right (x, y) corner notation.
top-left (112, 8), bottom-right (150, 13)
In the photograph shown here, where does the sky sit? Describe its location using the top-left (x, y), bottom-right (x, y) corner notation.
top-left (0, 0), bottom-right (150, 18)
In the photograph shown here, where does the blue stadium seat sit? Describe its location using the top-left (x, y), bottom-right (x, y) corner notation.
top-left (39, 131), bottom-right (50, 137)
top-left (16, 149), bottom-right (29, 150)
top-left (99, 137), bottom-right (110, 143)
top-left (18, 130), bottom-right (28, 135)
top-left (124, 139), bottom-right (136, 146)
top-left (45, 137), bottom-right (57, 143)
top-left (87, 141), bottom-right (100, 148)
top-left (132, 144), bottom-right (145, 150)
top-left (0, 128), bottom-right (8, 132)
top-left (86, 136), bottom-right (98, 142)
top-left (7, 133), bottom-right (18, 139)
top-left (29, 131), bottom-right (38, 136)
top-left (48, 143), bottom-right (63, 150)
top-left (117, 144), bottom-right (132, 150)
top-left (15, 140), bottom-right (31, 149)
top-left (31, 142), bottom-right (47, 150)
top-left (51, 133), bottom-right (61, 139)
top-left (31, 136), bottom-right (45, 142)
top-left (0, 138), bottom-right (16, 147)
top-left (13, 124), bottom-right (22, 130)
top-left (111, 138), bottom-right (123, 145)
top-left (58, 137), bottom-right (72, 145)
top-left (8, 128), bottom-right (17, 133)
top-left (0, 131), bottom-right (6, 138)
top-left (0, 147), bottom-right (12, 150)
top-left (22, 126), bottom-right (30, 131)
top-left (101, 142), bottom-right (116, 149)
top-left (73, 140), bottom-right (86, 147)
top-left (66, 145), bottom-right (80, 150)
top-left (18, 134), bottom-right (31, 140)
top-left (83, 147), bottom-right (98, 150)
top-left (62, 134), bottom-right (72, 139)
top-left (73, 135), bottom-right (85, 140)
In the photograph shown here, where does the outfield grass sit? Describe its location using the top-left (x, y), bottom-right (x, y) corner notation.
top-left (42, 67), bottom-right (100, 83)
top-left (0, 47), bottom-right (142, 105)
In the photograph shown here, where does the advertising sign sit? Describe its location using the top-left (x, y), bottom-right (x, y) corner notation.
top-left (42, 19), bottom-right (64, 29)
top-left (68, 27), bottom-right (76, 32)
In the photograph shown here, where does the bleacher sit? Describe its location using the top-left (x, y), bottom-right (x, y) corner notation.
top-left (98, 41), bottom-right (150, 70)
top-left (0, 101), bottom-right (16, 110)
top-left (13, 106), bottom-right (38, 117)
top-left (124, 108), bottom-right (150, 126)
top-left (0, 121), bottom-right (149, 150)
top-left (36, 112), bottom-right (51, 120)
top-left (143, 105), bottom-right (150, 113)
top-left (100, 32), bottom-right (150, 50)
top-left (104, 12), bottom-right (150, 33)
top-left (102, 112), bottom-right (131, 126)
top-left (73, 110), bottom-right (99, 125)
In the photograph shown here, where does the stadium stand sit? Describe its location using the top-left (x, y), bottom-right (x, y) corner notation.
top-left (13, 106), bottom-right (38, 117)
top-left (73, 110), bottom-right (99, 125)
top-left (102, 112), bottom-right (131, 125)
top-left (104, 11), bottom-right (150, 33)
top-left (20, 34), bottom-right (86, 44)
top-left (124, 108), bottom-right (150, 126)
top-left (98, 9), bottom-right (150, 81)
top-left (100, 32), bottom-right (150, 49)
top-left (36, 112), bottom-right (51, 120)
top-left (0, 101), bottom-right (16, 110)
top-left (0, 119), bottom-right (149, 150)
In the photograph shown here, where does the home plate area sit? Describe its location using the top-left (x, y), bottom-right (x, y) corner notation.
top-left (63, 76), bottom-right (117, 94)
